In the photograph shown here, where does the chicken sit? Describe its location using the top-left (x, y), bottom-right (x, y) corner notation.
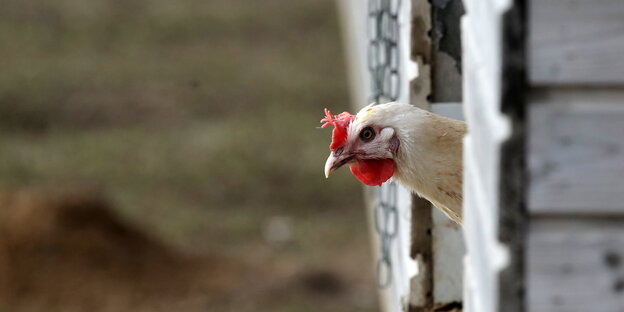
top-left (321, 102), bottom-right (466, 223)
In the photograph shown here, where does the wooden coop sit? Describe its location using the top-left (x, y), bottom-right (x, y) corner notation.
top-left (337, 0), bottom-right (624, 311)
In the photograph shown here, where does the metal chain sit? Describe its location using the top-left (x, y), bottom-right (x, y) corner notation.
top-left (374, 181), bottom-right (399, 288)
top-left (367, 0), bottom-right (402, 288)
top-left (368, 0), bottom-right (402, 104)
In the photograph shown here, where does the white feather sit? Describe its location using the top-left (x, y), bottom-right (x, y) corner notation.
top-left (350, 102), bottom-right (466, 223)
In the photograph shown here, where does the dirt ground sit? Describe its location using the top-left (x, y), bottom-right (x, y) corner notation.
top-left (0, 189), bottom-right (233, 311)
top-left (0, 189), bottom-right (375, 312)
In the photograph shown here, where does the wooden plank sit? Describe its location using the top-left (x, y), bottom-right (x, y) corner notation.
top-left (527, 219), bottom-right (624, 312)
top-left (462, 1), bottom-right (526, 312)
top-left (409, 195), bottom-right (433, 309)
top-left (529, 0), bottom-right (624, 85)
top-left (529, 88), bottom-right (624, 215)
top-left (463, 160), bottom-right (500, 312)
top-left (410, 0), bottom-right (432, 109)
top-left (408, 1), bottom-right (434, 310)
top-left (431, 0), bottom-right (463, 103)
top-left (432, 208), bottom-right (464, 304)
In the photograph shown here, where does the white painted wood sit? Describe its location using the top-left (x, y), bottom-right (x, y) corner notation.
top-left (462, 12), bottom-right (512, 227)
top-left (529, 0), bottom-right (624, 85)
top-left (461, 1), bottom-right (515, 312)
top-left (529, 88), bottom-right (624, 215)
top-left (432, 208), bottom-right (464, 303)
top-left (462, 0), bottom-right (512, 104)
top-left (463, 257), bottom-right (479, 312)
top-left (384, 1), bottom-right (420, 309)
top-left (463, 137), bottom-right (510, 312)
top-left (527, 219), bottom-right (624, 312)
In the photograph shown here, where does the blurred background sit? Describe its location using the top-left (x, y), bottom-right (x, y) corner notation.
top-left (0, 0), bottom-right (378, 311)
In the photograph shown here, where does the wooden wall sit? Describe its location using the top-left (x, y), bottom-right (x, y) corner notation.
top-left (527, 1), bottom-right (624, 311)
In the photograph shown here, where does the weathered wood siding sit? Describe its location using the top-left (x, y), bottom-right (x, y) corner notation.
top-left (529, 0), bottom-right (624, 85)
top-left (527, 220), bottom-right (624, 312)
top-left (529, 89), bottom-right (624, 214)
top-left (527, 0), bottom-right (624, 311)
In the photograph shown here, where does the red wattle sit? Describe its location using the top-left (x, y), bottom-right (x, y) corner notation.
top-left (349, 159), bottom-right (395, 186)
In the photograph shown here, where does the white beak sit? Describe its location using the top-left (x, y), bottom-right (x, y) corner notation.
top-left (324, 151), bottom-right (353, 178)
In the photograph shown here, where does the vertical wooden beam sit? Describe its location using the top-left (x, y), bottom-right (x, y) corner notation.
top-left (462, 0), bottom-right (527, 311)
top-left (430, 0), bottom-right (464, 103)
top-left (497, 2), bottom-right (527, 311)
top-left (409, 196), bottom-right (434, 311)
top-left (408, 1), bottom-right (433, 310)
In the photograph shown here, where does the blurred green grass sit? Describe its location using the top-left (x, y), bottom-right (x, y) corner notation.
top-left (0, 0), bottom-right (363, 245)
top-left (0, 0), bottom-right (375, 311)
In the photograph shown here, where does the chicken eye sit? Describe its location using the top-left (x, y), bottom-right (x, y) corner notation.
top-left (360, 127), bottom-right (375, 142)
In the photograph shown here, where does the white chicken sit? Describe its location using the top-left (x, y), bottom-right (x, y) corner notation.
top-left (322, 102), bottom-right (466, 223)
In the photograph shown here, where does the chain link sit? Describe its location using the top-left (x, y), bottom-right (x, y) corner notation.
top-left (367, 0), bottom-right (402, 289)
top-left (368, 0), bottom-right (402, 104)
top-left (374, 181), bottom-right (399, 288)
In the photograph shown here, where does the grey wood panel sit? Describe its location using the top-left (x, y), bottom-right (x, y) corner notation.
top-left (527, 219), bottom-right (624, 312)
top-left (529, 0), bottom-right (624, 85)
top-left (529, 88), bottom-right (624, 214)
top-left (432, 207), bottom-right (464, 304)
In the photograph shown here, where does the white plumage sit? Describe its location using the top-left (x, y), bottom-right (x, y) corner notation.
top-left (323, 102), bottom-right (466, 223)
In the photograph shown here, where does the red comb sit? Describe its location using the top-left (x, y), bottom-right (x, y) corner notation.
top-left (320, 108), bottom-right (355, 150)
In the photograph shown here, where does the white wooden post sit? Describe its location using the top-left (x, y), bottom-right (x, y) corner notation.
top-left (461, 0), bottom-right (525, 312)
